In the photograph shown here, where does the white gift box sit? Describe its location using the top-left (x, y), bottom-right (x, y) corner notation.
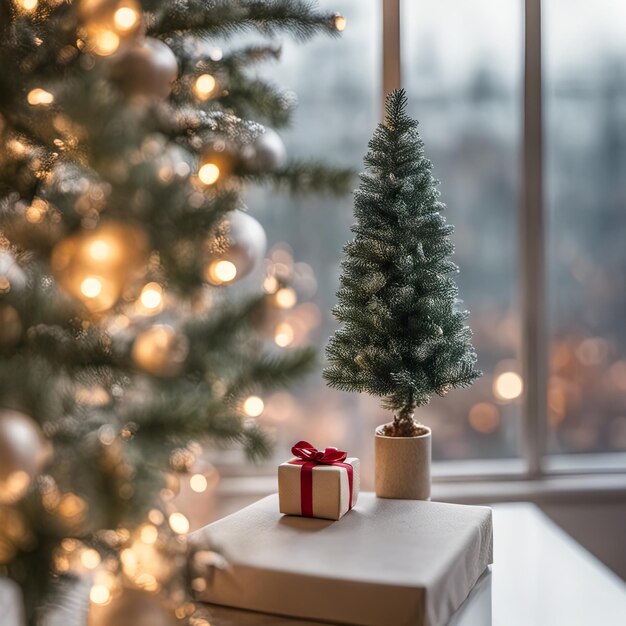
top-left (278, 456), bottom-right (360, 520)
top-left (191, 492), bottom-right (493, 626)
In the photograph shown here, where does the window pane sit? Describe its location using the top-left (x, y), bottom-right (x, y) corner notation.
top-left (244, 1), bottom-right (381, 484)
top-left (545, 0), bottom-right (626, 459)
top-left (401, 0), bottom-right (523, 461)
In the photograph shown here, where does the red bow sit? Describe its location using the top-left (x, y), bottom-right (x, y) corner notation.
top-left (291, 440), bottom-right (348, 464)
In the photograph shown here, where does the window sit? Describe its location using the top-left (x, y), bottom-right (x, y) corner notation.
top-left (235, 0), bottom-right (626, 487)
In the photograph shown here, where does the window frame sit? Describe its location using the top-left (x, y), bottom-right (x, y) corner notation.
top-left (386, 0), bottom-right (626, 483)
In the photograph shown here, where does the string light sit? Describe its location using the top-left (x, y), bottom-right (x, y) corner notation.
top-left (80, 276), bottom-right (103, 299)
top-left (18, 0), bottom-right (38, 11)
top-left (493, 371), bottom-right (523, 401)
top-left (92, 30), bottom-right (120, 56)
top-left (334, 14), bottom-right (347, 31)
top-left (88, 239), bottom-right (113, 261)
top-left (194, 74), bottom-right (217, 100)
top-left (27, 88), bottom-right (54, 106)
top-left (89, 584), bottom-right (111, 606)
top-left (80, 548), bottom-right (101, 570)
top-left (168, 512), bottom-right (190, 534)
top-left (274, 287), bottom-right (297, 309)
top-left (198, 162), bottom-right (220, 185)
top-left (113, 6), bottom-right (139, 32)
top-left (139, 282), bottom-right (163, 311)
top-left (139, 523), bottom-right (158, 544)
top-left (189, 474), bottom-right (208, 493)
top-left (242, 395), bottom-right (264, 417)
top-left (274, 322), bottom-right (294, 347)
top-left (207, 259), bottom-right (237, 284)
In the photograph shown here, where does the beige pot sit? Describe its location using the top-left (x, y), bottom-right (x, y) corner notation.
top-left (375, 424), bottom-right (432, 500)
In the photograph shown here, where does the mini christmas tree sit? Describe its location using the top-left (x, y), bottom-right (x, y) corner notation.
top-left (325, 89), bottom-right (481, 437)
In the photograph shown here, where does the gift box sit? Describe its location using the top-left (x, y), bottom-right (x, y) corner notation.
top-left (278, 441), bottom-right (360, 520)
top-left (190, 493), bottom-right (493, 626)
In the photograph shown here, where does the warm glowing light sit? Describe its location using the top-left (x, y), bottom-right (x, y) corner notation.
top-left (88, 239), bottom-right (112, 261)
top-left (198, 162), bottom-right (220, 185)
top-left (93, 30), bottom-right (120, 56)
top-left (80, 276), bottom-right (103, 299)
top-left (468, 402), bottom-right (500, 434)
top-left (25, 200), bottom-right (47, 223)
top-left (27, 88), bottom-right (54, 105)
top-left (274, 287), bottom-right (297, 309)
top-left (243, 395), bottom-right (264, 417)
top-left (189, 473), bottom-right (208, 493)
top-left (139, 282), bottom-right (163, 310)
top-left (1, 471), bottom-right (30, 503)
top-left (194, 73), bottom-right (217, 99)
top-left (334, 14), bottom-right (347, 31)
top-left (208, 259), bottom-right (237, 284)
top-left (274, 322), bottom-right (294, 347)
top-left (168, 512), bottom-right (190, 534)
top-left (263, 275), bottom-right (279, 293)
top-left (493, 371), bottom-right (523, 401)
top-left (19, 0), bottom-right (38, 11)
top-left (80, 548), bottom-right (101, 570)
top-left (113, 6), bottom-right (139, 31)
top-left (89, 584), bottom-right (111, 606)
top-left (139, 523), bottom-right (158, 544)
top-left (148, 508), bottom-right (164, 525)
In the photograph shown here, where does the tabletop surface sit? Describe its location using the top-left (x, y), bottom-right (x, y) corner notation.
top-left (4, 501), bottom-right (626, 626)
top-left (201, 501), bottom-right (626, 626)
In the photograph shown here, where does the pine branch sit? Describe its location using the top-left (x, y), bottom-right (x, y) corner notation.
top-left (148, 0), bottom-right (341, 41)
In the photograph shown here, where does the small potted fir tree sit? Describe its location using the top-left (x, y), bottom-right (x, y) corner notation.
top-left (324, 89), bottom-right (481, 500)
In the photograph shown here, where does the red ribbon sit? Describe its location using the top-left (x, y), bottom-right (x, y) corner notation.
top-left (288, 440), bottom-right (354, 518)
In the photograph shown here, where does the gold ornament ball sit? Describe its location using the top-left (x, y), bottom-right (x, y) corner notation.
top-left (205, 211), bottom-right (267, 286)
top-left (51, 221), bottom-right (148, 312)
top-left (0, 252), bottom-right (26, 297)
top-left (109, 37), bottom-right (178, 99)
top-left (131, 325), bottom-right (189, 377)
top-left (88, 587), bottom-right (176, 626)
top-left (0, 409), bottom-right (49, 504)
top-left (0, 305), bottom-right (22, 349)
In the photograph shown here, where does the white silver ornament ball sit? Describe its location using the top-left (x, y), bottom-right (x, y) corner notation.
top-left (205, 211), bottom-right (267, 285)
top-left (110, 37), bottom-right (178, 99)
top-left (0, 409), bottom-right (49, 504)
top-left (241, 127), bottom-right (287, 173)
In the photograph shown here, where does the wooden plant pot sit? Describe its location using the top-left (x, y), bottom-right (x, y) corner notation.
top-left (375, 424), bottom-right (432, 500)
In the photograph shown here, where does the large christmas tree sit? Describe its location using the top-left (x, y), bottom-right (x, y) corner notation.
top-left (0, 0), bottom-right (349, 623)
top-left (325, 89), bottom-right (480, 436)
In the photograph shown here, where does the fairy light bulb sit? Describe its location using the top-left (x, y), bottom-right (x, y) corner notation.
top-left (274, 287), bottom-right (297, 309)
top-left (194, 74), bottom-right (217, 100)
top-left (274, 322), bottom-right (294, 347)
top-left (113, 6), bottom-right (139, 31)
top-left (198, 162), bottom-right (220, 185)
top-left (208, 260), bottom-right (237, 284)
top-left (27, 88), bottom-right (54, 106)
top-left (80, 548), bottom-right (101, 570)
top-left (493, 371), bottom-right (523, 401)
top-left (189, 473), bottom-right (208, 493)
top-left (93, 30), bottom-right (120, 56)
top-left (139, 523), bottom-right (158, 544)
top-left (80, 276), bottom-right (103, 299)
top-left (168, 512), bottom-right (190, 534)
top-left (334, 14), bottom-right (347, 31)
top-left (19, 0), bottom-right (38, 10)
top-left (139, 282), bottom-right (163, 311)
top-left (243, 395), bottom-right (264, 417)
top-left (89, 584), bottom-right (111, 606)
top-left (88, 239), bottom-right (112, 261)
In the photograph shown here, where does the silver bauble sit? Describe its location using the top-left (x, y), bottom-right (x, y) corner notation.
top-left (241, 127), bottom-right (287, 173)
top-left (109, 38), bottom-right (178, 99)
top-left (205, 211), bottom-right (267, 285)
top-left (0, 252), bottom-right (26, 297)
top-left (0, 409), bottom-right (49, 504)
